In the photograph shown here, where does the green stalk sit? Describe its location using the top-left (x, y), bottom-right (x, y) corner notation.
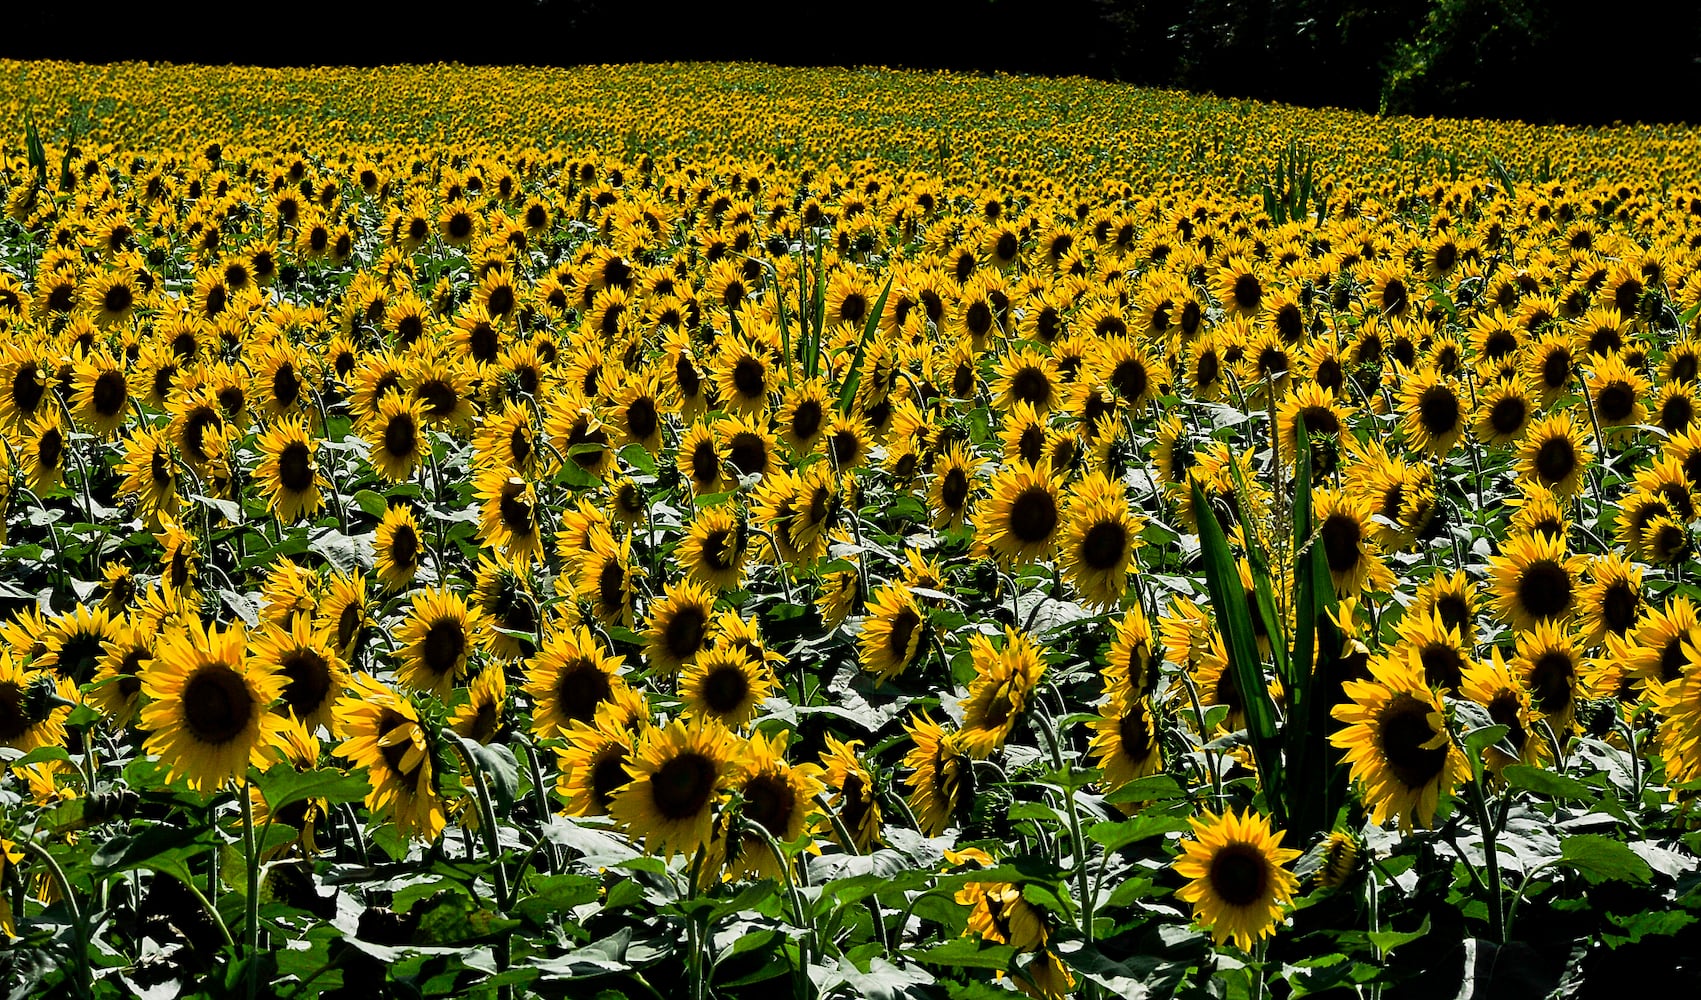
top-left (19, 840), bottom-right (92, 998)
top-left (1033, 709), bottom-right (1093, 942)
top-left (242, 777), bottom-right (261, 1000)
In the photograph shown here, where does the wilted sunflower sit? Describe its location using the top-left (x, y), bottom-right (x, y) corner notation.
top-left (335, 673), bottom-right (446, 842)
top-left (394, 587), bottom-right (485, 698)
top-left (140, 617), bottom-right (284, 793)
top-left (902, 712), bottom-right (968, 837)
top-left (1330, 652), bottom-right (1468, 831)
top-left (609, 717), bottom-right (744, 860)
top-left (858, 583), bottom-right (927, 682)
top-left (255, 416), bottom-right (323, 524)
top-left (1173, 808), bottom-right (1301, 951)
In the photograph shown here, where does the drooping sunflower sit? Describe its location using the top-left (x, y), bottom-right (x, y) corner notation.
top-left (955, 881), bottom-right (1076, 998)
top-left (819, 734), bottom-right (882, 852)
top-left (1173, 808), bottom-right (1301, 951)
top-left (975, 461), bottom-right (1064, 566)
top-left (255, 416), bottom-right (323, 524)
top-left (335, 673), bottom-right (445, 842)
top-left (902, 712), bottom-right (968, 837)
top-left (959, 626), bottom-right (1046, 758)
top-left (140, 617), bottom-right (284, 793)
top-left (525, 623), bottom-right (627, 739)
top-left (1486, 532), bottom-right (1586, 632)
top-left (608, 717), bottom-right (744, 860)
top-left (1330, 652), bottom-right (1469, 831)
top-left (394, 587), bottom-right (486, 698)
top-left (857, 583), bottom-right (927, 682)
top-left (1088, 693), bottom-right (1163, 792)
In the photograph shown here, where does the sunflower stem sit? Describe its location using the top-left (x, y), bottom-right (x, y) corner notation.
top-left (242, 776), bottom-right (261, 1000)
top-left (19, 839), bottom-right (92, 998)
top-left (814, 791), bottom-right (891, 953)
top-left (1468, 775), bottom-right (1507, 944)
top-left (751, 821), bottom-right (814, 991)
top-left (516, 737), bottom-right (560, 873)
top-left (1033, 709), bottom-right (1095, 944)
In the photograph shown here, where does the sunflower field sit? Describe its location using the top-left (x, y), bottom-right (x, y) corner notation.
top-left (2, 59), bottom-right (1701, 1000)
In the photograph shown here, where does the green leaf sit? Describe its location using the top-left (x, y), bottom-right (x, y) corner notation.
top-left (618, 442), bottom-right (657, 476)
top-left (1366, 914), bottom-right (1430, 953)
top-left (836, 276), bottom-right (892, 415)
top-left (351, 489), bottom-right (390, 518)
top-left (914, 937), bottom-right (1018, 971)
top-left (1503, 765), bottom-right (1593, 801)
top-left (514, 874), bottom-right (601, 926)
top-left (1189, 477), bottom-right (1284, 818)
top-left (1085, 813), bottom-right (1191, 851)
top-left (1102, 773), bottom-right (1187, 805)
top-left (257, 765), bottom-right (371, 814)
top-left (1558, 834), bottom-right (1652, 884)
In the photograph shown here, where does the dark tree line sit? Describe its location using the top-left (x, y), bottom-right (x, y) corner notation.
top-left (6, 0), bottom-right (1696, 125)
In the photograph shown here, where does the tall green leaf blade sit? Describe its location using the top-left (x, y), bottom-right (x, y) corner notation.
top-left (836, 276), bottom-right (892, 415)
top-left (1224, 453), bottom-right (1289, 684)
top-left (1190, 478), bottom-right (1284, 820)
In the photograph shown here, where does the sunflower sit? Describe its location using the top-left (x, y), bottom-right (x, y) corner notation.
top-left (680, 646), bottom-right (774, 730)
top-left (975, 461), bottom-right (1064, 566)
top-left (394, 587), bottom-right (485, 698)
top-left (819, 735), bottom-right (882, 852)
top-left (373, 504), bottom-right (424, 593)
top-left (1313, 488), bottom-right (1396, 598)
top-left (1516, 412), bottom-right (1592, 498)
top-left (450, 666), bottom-right (507, 745)
top-left (1576, 553), bottom-right (1644, 649)
top-left (713, 334), bottom-right (774, 415)
top-left (1088, 693), bottom-right (1163, 792)
top-left (955, 881), bottom-right (1076, 999)
top-left (361, 394), bottom-right (430, 483)
top-left (1487, 532), bottom-right (1586, 632)
top-left (556, 707), bottom-right (640, 817)
top-left (930, 442), bottom-right (980, 531)
top-left (712, 730), bottom-right (825, 880)
top-left (1057, 471), bottom-right (1143, 609)
top-left (255, 416), bottom-right (323, 524)
top-left (249, 616), bottom-right (349, 735)
top-left (1471, 378), bottom-right (1534, 446)
top-left (1330, 651), bottom-right (1468, 831)
top-left (525, 623), bottom-right (627, 739)
top-left (679, 505), bottom-right (750, 592)
top-left (140, 617), bottom-right (284, 793)
top-left (1275, 382), bottom-right (1351, 470)
top-left (902, 713), bottom-right (968, 837)
top-left (90, 621), bottom-right (151, 728)
top-left (474, 465), bottom-right (544, 564)
top-left (958, 626), bottom-right (1046, 758)
top-left (0, 653), bottom-right (71, 754)
top-left (1585, 352), bottom-right (1650, 434)
top-left (677, 421), bottom-right (725, 495)
top-left (1104, 604), bottom-right (1161, 699)
top-left (1396, 366), bottom-right (1465, 457)
top-left (642, 578), bottom-right (718, 677)
top-left (1391, 610), bottom-right (1474, 693)
top-left (1173, 808), bottom-right (1301, 951)
top-left (1215, 257), bottom-right (1265, 316)
top-left (609, 717), bottom-right (744, 860)
top-left (858, 583), bottom-right (927, 682)
top-left (19, 412), bottom-right (68, 493)
top-left (335, 673), bottom-right (446, 842)
top-left (576, 525), bottom-right (639, 627)
top-left (70, 352), bottom-right (131, 438)
top-left (0, 343), bottom-right (55, 431)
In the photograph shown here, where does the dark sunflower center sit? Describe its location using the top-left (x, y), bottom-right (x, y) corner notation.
top-left (56, 632), bottom-right (107, 683)
top-left (417, 379), bottom-right (457, 417)
top-left (422, 618), bottom-right (466, 677)
top-left (1418, 385), bottom-right (1459, 436)
top-left (1208, 842), bottom-right (1271, 907)
top-left (790, 399), bottom-right (823, 442)
top-left (1533, 436), bottom-right (1577, 485)
top-left (1378, 693), bottom-right (1448, 789)
top-left (1529, 651), bottom-right (1575, 714)
top-left (93, 370), bottom-right (127, 416)
top-left (278, 441), bottom-right (314, 493)
top-left (38, 427), bottom-right (64, 470)
top-left (486, 285), bottom-right (515, 318)
top-left (558, 659), bottom-right (612, 724)
top-left (733, 357), bottom-right (765, 399)
top-left (1321, 512), bottom-right (1363, 573)
top-left (1008, 486), bottom-right (1059, 544)
top-left (1081, 519), bottom-right (1128, 571)
top-left (727, 432), bottom-right (767, 476)
top-left (10, 364), bottom-right (44, 414)
top-left (1596, 382), bottom-right (1635, 423)
top-left (1419, 643), bottom-right (1465, 691)
top-left (499, 481), bottom-right (533, 534)
top-left (1010, 367), bottom-right (1050, 407)
top-left (626, 397), bottom-right (658, 442)
top-left (651, 751), bottom-right (717, 820)
top-left (702, 663), bottom-right (750, 714)
top-left (664, 605), bottom-right (709, 660)
top-left (1117, 706), bottom-right (1152, 754)
top-left (1300, 405), bottom-right (1339, 436)
top-left (104, 284), bottom-right (133, 314)
top-left (1233, 274), bottom-right (1262, 310)
top-left (389, 522), bottom-right (419, 569)
top-left (886, 607), bottom-right (921, 662)
top-left (280, 648), bottom-right (333, 717)
top-left (1601, 582), bottom-right (1639, 634)
top-left (591, 751), bottom-right (630, 809)
top-left (383, 413), bottom-right (417, 458)
top-left (0, 682), bottom-right (31, 740)
top-left (1518, 560), bottom-right (1572, 621)
top-left (377, 710), bottom-right (420, 778)
top-left (181, 665), bottom-right (254, 745)
top-left (1490, 396), bottom-right (1527, 435)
